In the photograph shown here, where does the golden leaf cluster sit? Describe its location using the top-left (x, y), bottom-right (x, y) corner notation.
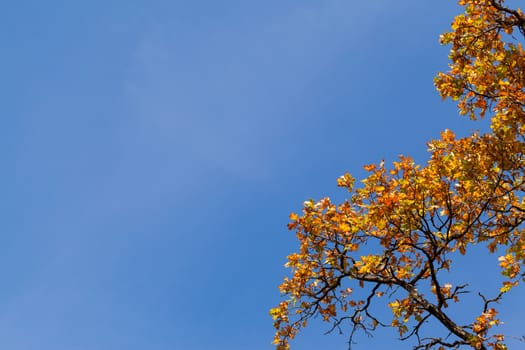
top-left (272, 1), bottom-right (525, 350)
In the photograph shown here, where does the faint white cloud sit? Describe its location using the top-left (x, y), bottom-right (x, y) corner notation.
top-left (121, 0), bottom-right (389, 183)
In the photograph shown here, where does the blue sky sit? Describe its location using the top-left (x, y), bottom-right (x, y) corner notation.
top-left (2, 1), bottom-right (523, 349)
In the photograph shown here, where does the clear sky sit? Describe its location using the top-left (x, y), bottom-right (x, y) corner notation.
top-left (2, 1), bottom-right (523, 350)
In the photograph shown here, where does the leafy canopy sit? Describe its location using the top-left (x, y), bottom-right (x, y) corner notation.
top-left (271, 1), bottom-right (525, 349)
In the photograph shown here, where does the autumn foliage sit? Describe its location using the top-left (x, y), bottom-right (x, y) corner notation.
top-left (271, 1), bottom-right (525, 349)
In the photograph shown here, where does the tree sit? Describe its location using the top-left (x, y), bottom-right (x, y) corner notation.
top-left (271, 1), bottom-right (525, 349)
